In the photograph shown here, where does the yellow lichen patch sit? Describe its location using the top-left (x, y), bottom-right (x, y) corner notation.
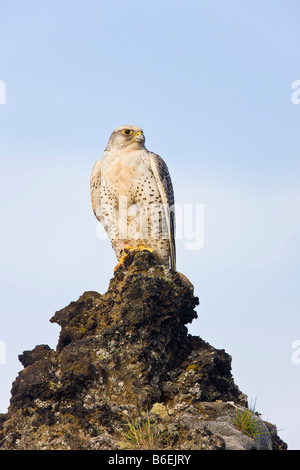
top-left (150, 403), bottom-right (169, 419)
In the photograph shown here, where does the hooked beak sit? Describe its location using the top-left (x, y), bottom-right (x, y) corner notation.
top-left (133, 131), bottom-right (145, 143)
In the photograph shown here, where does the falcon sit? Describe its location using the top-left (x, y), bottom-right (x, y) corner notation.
top-left (90, 125), bottom-right (176, 272)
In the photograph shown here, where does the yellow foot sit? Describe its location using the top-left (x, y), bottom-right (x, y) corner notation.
top-left (133, 245), bottom-right (154, 254)
top-left (114, 245), bottom-right (154, 273)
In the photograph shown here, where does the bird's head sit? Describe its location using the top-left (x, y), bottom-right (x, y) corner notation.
top-left (106, 125), bottom-right (146, 152)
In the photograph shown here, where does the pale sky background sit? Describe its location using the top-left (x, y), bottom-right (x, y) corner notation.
top-left (0, 0), bottom-right (299, 449)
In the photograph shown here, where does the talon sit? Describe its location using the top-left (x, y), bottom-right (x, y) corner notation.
top-left (123, 245), bottom-right (135, 254)
top-left (114, 245), bottom-right (154, 274)
top-left (114, 253), bottom-right (128, 273)
top-left (114, 246), bottom-right (135, 273)
top-left (138, 245), bottom-right (153, 253)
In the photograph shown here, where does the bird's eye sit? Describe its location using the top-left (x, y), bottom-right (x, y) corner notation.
top-left (122, 129), bottom-right (133, 135)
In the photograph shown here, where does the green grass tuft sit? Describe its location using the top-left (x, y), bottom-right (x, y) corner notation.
top-left (233, 399), bottom-right (269, 441)
top-left (119, 410), bottom-right (171, 450)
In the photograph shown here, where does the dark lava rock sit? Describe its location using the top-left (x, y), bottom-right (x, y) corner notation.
top-left (0, 250), bottom-right (287, 450)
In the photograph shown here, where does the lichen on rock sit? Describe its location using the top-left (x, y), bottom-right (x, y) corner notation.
top-left (0, 250), bottom-right (287, 450)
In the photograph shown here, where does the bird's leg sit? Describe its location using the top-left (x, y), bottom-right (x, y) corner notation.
top-left (113, 245), bottom-right (135, 273)
top-left (114, 246), bottom-right (133, 273)
top-left (114, 245), bottom-right (154, 273)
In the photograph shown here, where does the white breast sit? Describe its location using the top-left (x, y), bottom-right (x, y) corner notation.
top-left (101, 149), bottom-right (156, 203)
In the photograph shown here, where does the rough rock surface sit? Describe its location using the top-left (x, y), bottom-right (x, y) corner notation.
top-left (0, 250), bottom-right (287, 450)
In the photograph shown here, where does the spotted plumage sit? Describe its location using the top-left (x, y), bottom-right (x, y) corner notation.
top-left (90, 125), bottom-right (176, 271)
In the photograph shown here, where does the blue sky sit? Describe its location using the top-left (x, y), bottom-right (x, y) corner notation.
top-left (1, 0), bottom-right (300, 449)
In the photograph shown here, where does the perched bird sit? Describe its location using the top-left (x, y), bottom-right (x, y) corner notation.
top-left (90, 125), bottom-right (176, 272)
